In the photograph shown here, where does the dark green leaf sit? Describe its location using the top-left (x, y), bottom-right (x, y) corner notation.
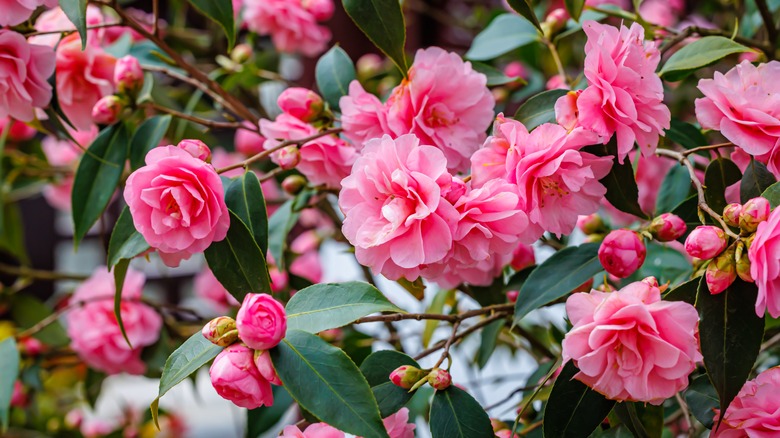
top-left (663, 277), bottom-right (701, 305)
top-left (113, 259), bottom-right (132, 348)
top-left (684, 375), bottom-right (718, 429)
top-left (0, 338), bottom-right (19, 432)
top-left (505, 0), bottom-right (543, 31)
top-left (476, 319), bottom-right (504, 368)
top-left (316, 46), bottom-right (357, 112)
top-left (762, 180), bottom-right (780, 208)
top-left (151, 333), bottom-right (223, 427)
top-left (0, 203), bottom-right (28, 264)
top-left (543, 362), bottom-right (616, 438)
top-left (465, 14), bottom-right (540, 61)
top-left (513, 89), bottom-right (569, 131)
top-left (671, 194), bottom-right (700, 228)
top-left (660, 36), bottom-right (753, 81)
top-left (84, 369), bottom-right (105, 409)
top-left (665, 119), bottom-right (707, 149)
top-left (246, 386), bottom-right (294, 438)
top-left (632, 243), bottom-right (691, 286)
top-left (342, 0), bottom-right (407, 74)
top-left (129, 115), bottom-right (172, 170)
top-left (656, 164), bottom-right (692, 214)
top-left (613, 402), bottom-right (663, 438)
top-left (360, 350), bottom-right (420, 417)
top-left (430, 386), bottom-right (494, 438)
top-left (267, 199), bottom-right (299, 270)
top-left (743, 161), bottom-right (777, 203)
top-left (584, 140), bottom-right (647, 219)
top-left (204, 211), bottom-right (272, 303)
top-left (60, 0), bottom-right (88, 48)
top-left (10, 295), bottom-right (69, 347)
top-left (514, 243), bottom-right (602, 324)
top-left (72, 125), bottom-right (130, 247)
top-left (469, 275), bottom-right (507, 306)
top-left (187, 0), bottom-right (235, 48)
top-left (286, 281), bottom-right (402, 333)
top-left (696, 279), bottom-right (764, 420)
top-left (564, 0), bottom-right (586, 21)
top-left (271, 330), bottom-right (388, 438)
top-left (107, 206), bottom-right (150, 268)
top-left (225, 172), bottom-right (268, 255)
top-left (703, 158), bottom-right (741, 216)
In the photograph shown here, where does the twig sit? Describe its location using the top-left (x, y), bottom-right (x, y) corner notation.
top-left (414, 312), bottom-right (510, 361)
top-left (756, 0), bottom-right (778, 53)
top-left (151, 0), bottom-right (160, 37)
top-left (433, 320), bottom-right (461, 368)
top-left (681, 142), bottom-right (734, 157)
top-left (24, 23), bottom-right (123, 37)
top-left (675, 392), bottom-right (695, 438)
top-left (519, 421), bottom-right (543, 436)
top-left (544, 39), bottom-right (569, 87)
top-left (761, 331), bottom-right (780, 350)
top-left (146, 102), bottom-right (242, 131)
top-left (353, 303), bottom-right (515, 324)
top-left (0, 263), bottom-right (89, 282)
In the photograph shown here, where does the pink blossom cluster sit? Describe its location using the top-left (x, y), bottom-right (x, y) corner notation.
top-left (280, 408), bottom-right (415, 438)
top-left (241, 0), bottom-right (334, 57)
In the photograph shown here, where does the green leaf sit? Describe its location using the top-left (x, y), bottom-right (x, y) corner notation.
top-left (564, 0), bottom-right (586, 21)
top-left (0, 338), bottom-right (19, 432)
top-left (10, 295), bottom-right (69, 347)
top-left (187, 0), bottom-right (235, 48)
top-left (476, 319), bottom-right (504, 368)
top-left (360, 350), bottom-right (420, 417)
top-left (703, 158), bottom-right (742, 216)
top-left (113, 259), bottom-right (132, 348)
top-left (665, 119), bottom-right (707, 150)
top-left (429, 386), bottom-right (494, 438)
top-left (543, 362), bottom-right (616, 438)
top-left (656, 164), bottom-right (692, 214)
top-left (204, 211), bottom-right (272, 303)
top-left (514, 243), bottom-right (602, 324)
top-left (267, 199), bottom-right (299, 270)
top-left (0, 203), bottom-right (28, 264)
top-left (513, 89), bottom-right (569, 131)
top-left (684, 375), bottom-right (718, 429)
top-left (696, 279), bottom-right (764, 421)
top-left (84, 369), bottom-right (105, 409)
top-left (465, 14), bottom-right (540, 61)
top-left (246, 386), bottom-right (294, 438)
top-left (663, 277), bottom-right (701, 305)
top-left (613, 402), bottom-right (663, 438)
top-left (505, 0), bottom-right (543, 31)
top-left (472, 62), bottom-right (520, 86)
top-left (762, 180), bottom-right (780, 208)
top-left (660, 36), bottom-right (753, 81)
top-left (150, 333), bottom-right (223, 428)
top-left (743, 160), bottom-right (777, 203)
top-left (107, 206), bottom-right (150, 268)
top-left (225, 172), bottom-right (268, 255)
top-left (271, 330), bottom-right (388, 438)
top-left (632, 243), bottom-right (691, 286)
top-left (341, 0), bottom-right (407, 74)
top-left (286, 281), bottom-right (402, 333)
top-left (72, 125), bottom-right (129, 247)
top-left (60, 0), bottom-right (88, 48)
top-left (584, 140), bottom-right (648, 219)
top-left (316, 46), bottom-right (357, 112)
top-left (129, 115), bottom-right (172, 170)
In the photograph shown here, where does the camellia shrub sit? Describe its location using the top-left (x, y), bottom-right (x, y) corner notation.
top-left (3, 0), bottom-right (780, 437)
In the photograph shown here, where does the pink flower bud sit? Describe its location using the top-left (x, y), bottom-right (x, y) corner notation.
top-left (177, 139), bottom-right (212, 162)
top-left (503, 61), bottom-right (527, 80)
top-left (648, 213), bottom-right (687, 242)
top-left (18, 337), bottom-right (43, 356)
top-left (506, 290), bottom-right (518, 303)
top-left (542, 8), bottom-right (568, 37)
top-left (736, 250), bottom-right (753, 283)
top-left (202, 316), bottom-right (239, 347)
top-left (576, 213), bottom-right (604, 235)
top-left (356, 53), bottom-right (384, 78)
top-left (209, 343), bottom-right (274, 408)
top-left (706, 247), bottom-right (736, 294)
top-left (302, 0), bottom-right (334, 21)
top-left (10, 381), bottom-right (26, 408)
top-left (684, 226), bottom-right (728, 260)
top-left (231, 44), bottom-right (253, 64)
top-left (236, 293), bottom-right (287, 351)
top-left (510, 243), bottom-right (535, 271)
top-left (428, 368), bottom-right (452, 390)
top-left (277, 87), bottom-right (324, 122)
top-left (739, 197), bottom-right (770, 233)
top-left (598, 229), bottom-right (646, 278)
top-left (276, 146), bottom-right (301, 170)
top-left (389, 365), bottom-right (426, 389)
top-left (114, 55), bottom-right (144, 95)
top-left (253, 350), bottom-right (282, 385)
top-left (91, 95), bottom-right (124, 125)
top-left (723, 203), bottom-right (742, 227)
top-left (281, 175), bottom-right (307, 195)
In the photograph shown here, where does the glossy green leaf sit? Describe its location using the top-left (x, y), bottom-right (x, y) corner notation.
top-left (205, 211), bottom-right (272, 302)
top-left (72, 125), bottom-right (129, 247)
top-left (0, 338), bottom-right (19, 432)
top-left (663, 277), bottom-right (701, 305)
top-left (150, 333), bottom-right (223, 427)
top-left (543, 362), bottom-right (616, 438)
top-left (660, 36), bottom-right (753, 81)
top-left (684, 375), bottom-right (718, 429)
top-left (429, 386), bottom-right (494, 438)
top-left (696, 279), bottom-right (764, 421)
top-left (505, 0), bottom-right (543, 31)
top-left (584, 140), bottom-right (648, 219)
top-left (113, 259), bottom-right (132, 348)
top-left (129, 115), bottom-right (172, 170)
top-left (268, 199), bottom-right (299, 270)
top-left (744, 161), bottom-right (777, 203)
top-left (665, 119), bottom-right (707, 149)
top-left (564, 0), bottom-right (586, 21)
top-left (513, 89), bottom-right (568, 131)
top-left (466, 14), bottom-right (540, 61)
top-left (613, 402), bottom-right (663, 438)
top-left (762, 180), bottom-right (780, 208)
top-left (316, 46), bottom-right (357, 111)
top-left (286, 281), bottom-right (402, 333)
top-left (476, 319), bottom-right (504, 368)
top-left (107, 206), bottom-right (150, 268)
top-left (60, 0), bottom-right (88, 48)
top-left (703, 158), bottom-right (742, 216)
top-left (225, 172), bottom-right (268, 255)
top-left (10, 295), bottom-right (69, 347)
top-left (360, 350), bottom-right (420, 417)
top-left (187, 0), bottom-right (235, 48)
top-left (632, 243), bottom-right (691, 285)
top-left (342, 0), bottom-right (407, 74)
top-left (656, 164), bottom-right (692, 214)
top-left (246, 386), bottom-right (294, 438)
top-left (271, 330), bottom-right (388, 438)
top-left (514, 243), bottom-right (602, 324)
top-left (0, 203), bottom-right (28, 264)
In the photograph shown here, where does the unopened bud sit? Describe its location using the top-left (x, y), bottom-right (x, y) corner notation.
top-left (428, 368), bottom-right (452, 390)
top-left (281, 174), bottom-right (307, 195)
top-left (510, 243), bottom-right (535, 271)
top-left (684, 225), bottom-right (728, 260)
top-left (723, 203), bottom-right (742, 227)
top-left (598, 229), bottom-right (646, 278)
top-left (541, 8), bottom-right (568, 38)
top-left (114, 55), bottom-right (144, 95)
top-left (705, 246), bottom-right (736, 294)
top-left (276, 146), bottom-right (301, 170)
top-left (389, 365), bottom-right (426, 389)
top-left (302, 0), bottom-right (334, 21)
top-left (91, 95), bottom-right (124, 125)
top-left (648, 213), bottom-right (687, 242)
top-left (506, 290), bottom-right (518, 303)
top-left (356, 53), bottom-right (383, 79)
top-left (177, 139), bottom-right (212, 162)
top-left (202, 316), bottom-right (239, 347)
top-left (277, 88), bottom-right (324, 122)
top-left (231, 44), bottom-right (253, 64)
top-left (576, 213), bottom-right (604, 235)
top-left (18, 337), bottom-right (43, 356)
top-left (739, 197), bottom-right (770, 233)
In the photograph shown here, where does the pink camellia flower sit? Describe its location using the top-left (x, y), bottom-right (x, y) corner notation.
top-left (339, 80), bottom-right (390, 150)
top-left (177, 139), bottom-right (212, 162)
top-left (749, 207), bottom-right (780, 317)
top-left (235, 293), bottom-right (287, 350)
top-left (194, 268), bottom-right (240, 313)
top-left (684, 225), bottom-right (728, 260)
top-left (282, 423), bottom-right (345, 438)
top-left (712, 366), bottom-right (780, 437)
top-left (648, 213), bottom-right (687, 242)
top-left (56, 33), bottom-right (116, 130)
top-left (0, 118), bottom-right (36, 143)
top-left (546, 74), bottom-right (568, 91)
top-left (278, 87), bottom-right (324, 122)
top-left (695, 60), bottom-right (780, 176)
top-left (41, 127), bottom-right (97, 211)
top-left (386, 47), bottom-right (495, 172)
top-left (209, 343), bottom-right (274, 409)
top-left (511, 243), bottom-right (535, 271)
top-left (30, 6), bottom-right (108, 47)
top-left (562, 278), bottom-right (702, 404)
top-left (91, 95), bottom-right (124, 125)
top-left (573, 21), bottom-right (670, 161)
top-left (260, 114), bottom-right (356, 188)
top-left (555, 90), bottom-right (581, 131)
top-left (114, 55), bottom-right (144, 95)
top-left (289, 231), bottom-right (323, 284)
top-left (235, 122), bottom-right (266, 156)
top-left (253, 349), bottom-right (282, 385)
top-left (123, 145), bottom-right (230, 267)
top-left (65, 267), bottom-right (162, 375)
top-left (598, 229), bottom-right (647, 278)
top-left (0, 0), bottom-right (58, 26)
top-left (0, 30), bottom-right (55, 123)
top-left (339, 134), bottom-right (459, 281)
top-left (381, 408), bottom-right (415, 438)
top-left (243, 0), bottom-right (333, 57)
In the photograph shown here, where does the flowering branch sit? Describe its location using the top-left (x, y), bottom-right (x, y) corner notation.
top-left (680, 142), bottom-right (734, 157)
top-left (414, 312), bottom-right (510, 360)
top-left (0, 262), bottom-right (89, 282)
top-left (145, 102), bottom-right (244, 131)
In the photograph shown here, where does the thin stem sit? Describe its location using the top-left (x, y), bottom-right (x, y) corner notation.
top-left (152, 0), bottom-right (160, 37)
top-left (761, 331), bottom-right (780, 350)
top-left (24, 22), bottom-right (123, 37)
top-left (353, 303), bottom-right (515, 324)
top-left (681, 142), bottom-right (734, 157)
top-left (756, 0), bottom-right (778, 53)
top-left (146, 102), bottom-right (243, 131)
top-left (433, 320), bottom-right (461, 369)
top-left (0, 263), bottom-right (89, 282)
top-left (675, 392), bottom-right (695, 438)
top-left (414, 312), bottom-right (510, 361)
top-left (258, 167), bottom-right (284, 183)
top-left (544, 39), bottom-right (569, 87)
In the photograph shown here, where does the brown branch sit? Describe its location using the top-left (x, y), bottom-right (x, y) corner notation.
top-left (414, 312), bottom-right (510, 361)
top-left (433, 320), bottom-right (461, 368)
top-left (353, 303), bottom-right (515, 324)
top-left (681, 142), bottom-right (734, 157)
top-left (756, 0), bottom-right (778, 53)
top-left (24, 22), bottom-right (123, 37)
top-left (146, 102), bottom-right (243, 131)
top-left (0, 263), bottom-right (89, 282)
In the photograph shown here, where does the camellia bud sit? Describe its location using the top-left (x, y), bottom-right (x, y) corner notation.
top-left (576, 213), bottom-right (604, 235)
top-left (648, 213), bottom-right (687, 242)
top-left (231, 44), bottom-right (253, 64)
top-left (281, 175), bottom-right (307, 195)
top-left (177, 139), bottom-right (212, 162)
top-left (253, 350), bottom-right (282, 385)
top-left (389, 365), bottom-right (426, 389)
top-left (356, 53), bottom-right (383, 79)
top-left (736, 252), bottom-right (753, 283)
top-left (428, 368), bottom-right (452, 390)
top-left (684, 225), bottom-right (728, 260)
top-left (91, 95), bottom-right (124, 125)
top-left (510, 243), bottom-right (535, 271)
top-left (706, 246), bottom-right (737, 294)
top-left (276, 146), bottom-right (301, 170)
top-left (723, 203), bottom-right (742, 227)
top-left (114, 55), bottom-right (144, 95)
top-left (598, 229), bottom-right (646, 278)
top-left (277, 87), bottom-right (324, 122)
top-left (541, 8), bottom-right (568, 38)
top-left (739, 197), bottom-right (770, 233)
top-left (506, 290), bottom-right (518, 303)
top-left (302, 0), bottom-right (335, 21)
top-left (201, 316), bottom-right (239, 347)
